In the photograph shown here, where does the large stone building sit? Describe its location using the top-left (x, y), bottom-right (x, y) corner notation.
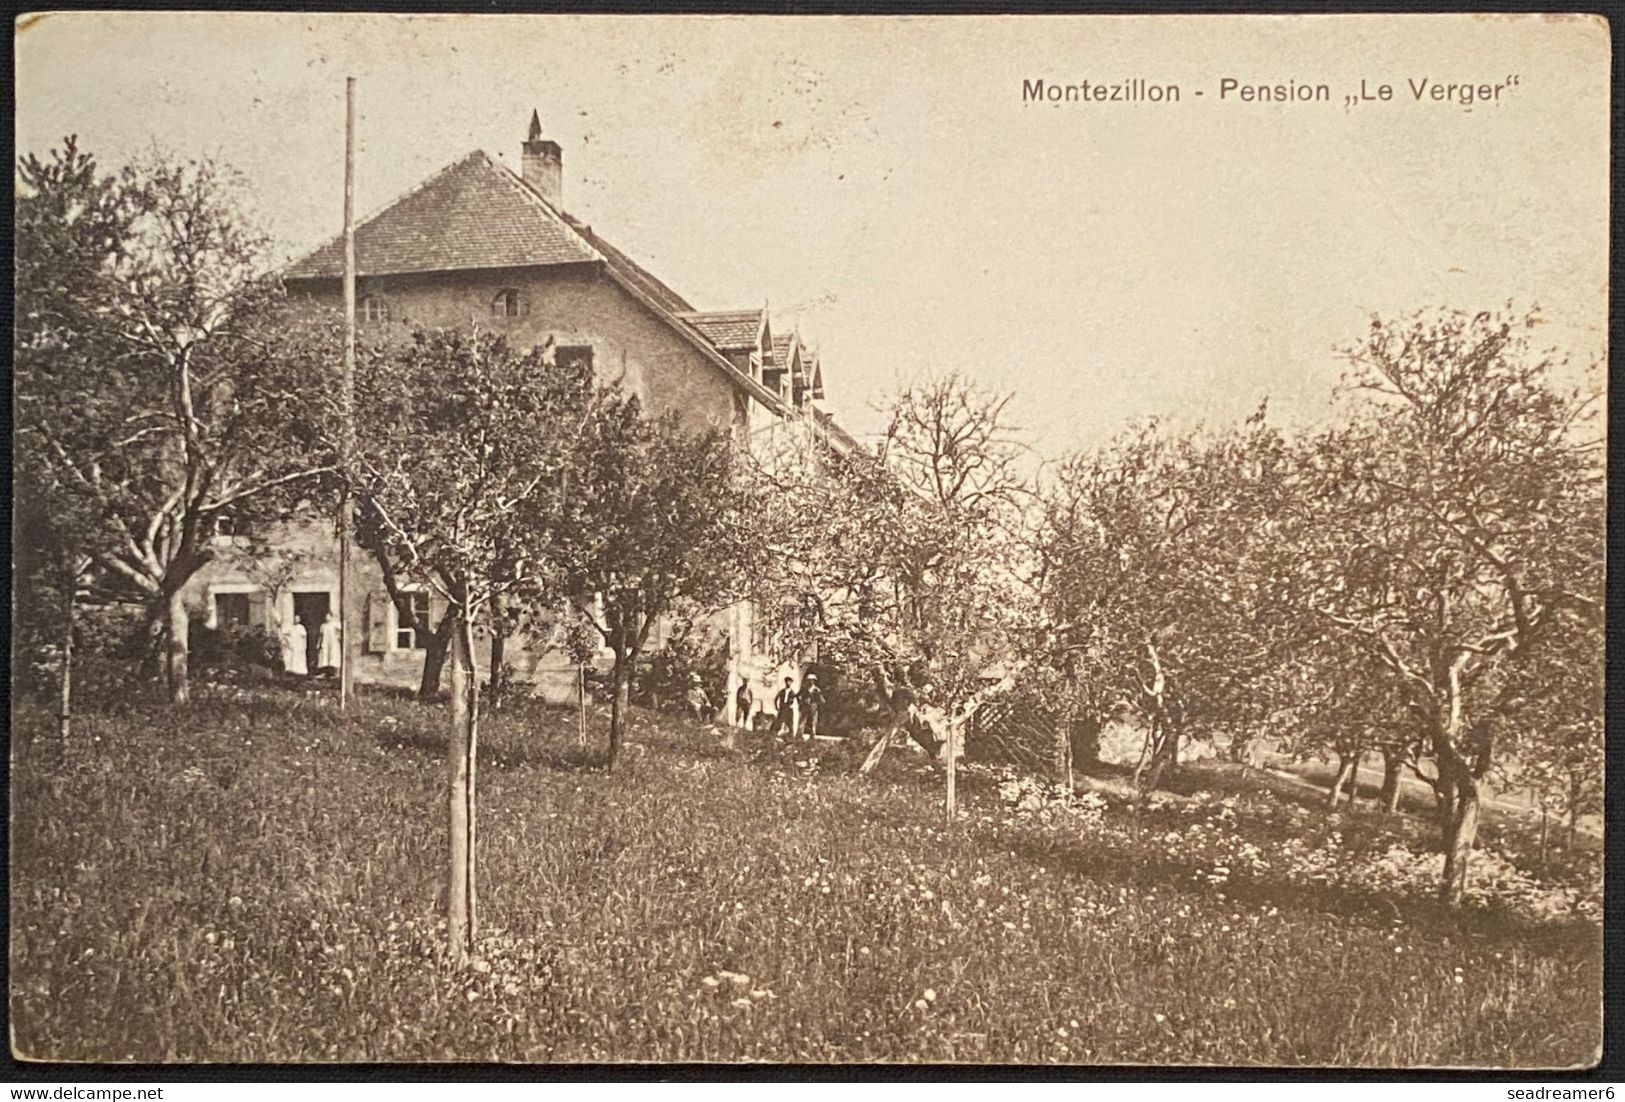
top-left (181, 111), bottom-right (857, 716)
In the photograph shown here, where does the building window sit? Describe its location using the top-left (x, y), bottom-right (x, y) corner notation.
top-left (395, 590), bottom-right (430, 651)
top-left (359, 295), bottom-right (390, 323)
top-left (555, 344), bottom-right (594, 371)
top-left (215, 592), bottom-right (251, 630)
top-left (212, 513), bottom-right (238, 539)
top-left (492, 288), bottom-right (527, 318)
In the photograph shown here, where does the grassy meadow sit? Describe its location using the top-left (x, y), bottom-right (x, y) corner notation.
top-left (9, 681), bottom-right (1602, 1065)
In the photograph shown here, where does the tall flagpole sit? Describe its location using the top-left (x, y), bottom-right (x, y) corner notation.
top-left (339, 76), bottom-right (357, 711)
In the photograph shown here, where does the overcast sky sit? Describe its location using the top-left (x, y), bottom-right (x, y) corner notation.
top-left (15, 13), bottom-right (1609, 456)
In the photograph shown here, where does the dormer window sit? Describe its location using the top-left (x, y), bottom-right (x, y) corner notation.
top-left (492, 288), bottom-right (527, 318)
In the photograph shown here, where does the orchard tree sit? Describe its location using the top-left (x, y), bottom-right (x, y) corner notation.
top-left (1287, 307), bottom-right (1603, 903)
top-left (15, 142), bottom-right (332, 702)
top-left (549, 395), bottom-right (756, 771)
top-left (1489, 612), bottom-right (1604, 862)
top-left (754, 374), bottom-right (1028, 820)
top-left (346, 328), bottom-right (592, 961)
top-left (1266, 633), bottom-right (1415, 812)
top-left (1029, 412), bottom-right (1295, 794)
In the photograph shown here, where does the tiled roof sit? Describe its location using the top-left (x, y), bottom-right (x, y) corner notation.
top-left (678, 310), bottom-right (765, 353)
top-left (561, 214), bottom-right (693, 314)
top-left (285, 151), bottom-right (600, 280)
top-left (282, 145), bottom-right (818, 419)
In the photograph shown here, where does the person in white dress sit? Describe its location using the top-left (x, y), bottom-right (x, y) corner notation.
top-left (316, 612), bottom-right (341, 674)
top-left (281, 617), bottom-right (308, 676)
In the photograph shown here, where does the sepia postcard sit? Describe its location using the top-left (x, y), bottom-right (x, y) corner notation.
top-left (10, 11), bottom-right (1608, 1069)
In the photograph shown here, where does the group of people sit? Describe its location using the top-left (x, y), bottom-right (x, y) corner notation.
top-left (734, 672), bottom-right (824, 741)
top-left (277, 612), bottom-right (342, 678)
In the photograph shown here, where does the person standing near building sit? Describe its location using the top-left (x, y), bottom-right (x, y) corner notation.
top-left (799, 672), bottom-right (824, 739)
top-left (735, 679), bottom-right (755, 728)
top-left (684, 674), bottom-right (712, 723)
top-left (769, 676), bottom-right (798, 741)
top-left (316, 611), bottom-right (341, 676)
top-left (282, 616), bottom-right (308, 677)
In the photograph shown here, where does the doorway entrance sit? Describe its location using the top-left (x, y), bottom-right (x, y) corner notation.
top-left (292, 591), bottom-right (330, 675)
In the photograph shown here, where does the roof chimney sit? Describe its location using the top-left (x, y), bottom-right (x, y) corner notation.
top-left (521, 109), bottom-right (563, 207)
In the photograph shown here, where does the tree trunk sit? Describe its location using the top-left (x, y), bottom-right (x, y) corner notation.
top-left (488, 630), bottom-right (507, 701)
top-left (608, 652), bottom-right (631, 771)
top-left (417, 612), bottom-right (455, 700)
top-left (164, 588), bottom-right (191, 704)
top-left (1055, 710), bottom-right (1075, 795)
top-left (1538, 804), bottom-right (1550, 870)
top-left (578, 664), bottom-right (588, 748)
top-left (1131, 721), bottom-right (1155, 790)
top-left (487, 594), bottom-right (508, 702)
top-left (945, 718), bottom-right (959, 824)
top-left (1432, 776), bottom-right (1457, 852)
top-left (1440, 776), bottom-right (1480, 905)
top-left (1380, 750), bottom-right (1403, 814)
top-left (57, 582), bottom-right (76, 739)
top-left (447, 613), bottom-right (480, 963)
top-left (1328, 753), bottom-right (1355, 810)
top-left (1342, 749), bottom-right (1362, 806)
top-left (1566, 774), bottom-right (1583, 851)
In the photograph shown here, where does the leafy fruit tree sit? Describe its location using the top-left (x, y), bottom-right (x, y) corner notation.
top-left (1029, 412), bottom-right (1295, 794)
top-left (548, 395), bottom-right (756, 771)
top-left (345, 328), bottom-right (592, 962)
top-left (754, 374), bottom-right (1027, 820)
top-left (1266, 632), bottom-right (1416, 812)
top-left (15, 141), bottom-right (332, 703)
top-left (1488, 612), bottom-right (1603, 862)
top-left (1285, 307), bottom-right (1603, 903)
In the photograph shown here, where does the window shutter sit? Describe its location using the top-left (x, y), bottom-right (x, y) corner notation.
top-left (246, 591), bottom-right (269, 628)
top-left (428, 591), bottom-right (449, 631)
top-left (366, 593), bottom-right (392, 654)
